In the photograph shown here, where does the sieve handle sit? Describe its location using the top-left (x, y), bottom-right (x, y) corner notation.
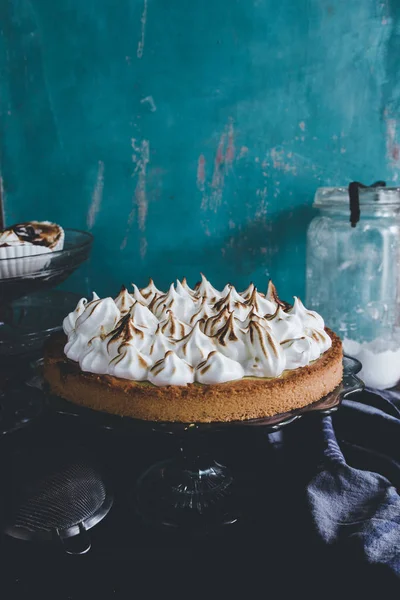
top-left (57, 523), bottom-right (92, 555)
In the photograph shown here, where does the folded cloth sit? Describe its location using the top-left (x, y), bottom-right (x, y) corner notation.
top-left (307, 388), bottom-right (400, 577)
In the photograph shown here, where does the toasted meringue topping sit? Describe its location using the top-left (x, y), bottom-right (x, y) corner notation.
top-left (180, 277), bottom-right (198, 298)
top-left (129, 301), bottom-right (159, 332)
top-left (131, 284), bottom-right (148, 305)
top-left (244, 322), bottom-right (286, 377)
top-left (106, 314), bottom-right (149, 355)
top-left (203, 307), bottom-right (232, 336)
top-left (240, 283), bottom-right (256, 302)
top-left (214, 287), bottom-right (250, 321)
top-left (266, 306), bottom-right (303, 342)
top-left (194, 273), bottom-right (225, 302)
top-left (0, 221), bottom-right (64, 250)
top-left (74, 297), bottom-right (120, 338)
top-left (139, 279), bottom-right (162, 305)
top-left (214, 313), bottom-right (249, 362)
top-left (114, 286), bottom-right (135, 315)
top-left (281, 337), bottom-right (315, 370)
top-left (79, 334), bottom-right (109, 375)
top-left (150, 283), bottom-right (199, 322)
top-left (144, 326), bottom-right (177, 363)
top-left (189, 297), bottom-right (216, 327)
top-left (287, 297), bottom-right (325, 330)
top-left (62, 275), bottom-right (331, 386)
top-left (63, 297), bottom-right (88, 335)
top-left (265, 280), bottom-right (288, 308)
top-left (148, 351), bottom-right (194, 386)
top-left (238, 308), bottom-right (272, 330)
top-left (175, 279), bottom-right (193, 300)
top-left (159, 310), bottom-right (190, 339)
top-left (246, 288), bottom-right (276, 316)
top-left (306, 327), bottom-right (332, 355)
top-left (109, 344), bottom-right (150, 381)
top-left (195, 351), bottom-right (244, 384)
top-left (176, 321), bottom-right (216, 367)
top-left (64, 330), bottom-right (89, 363)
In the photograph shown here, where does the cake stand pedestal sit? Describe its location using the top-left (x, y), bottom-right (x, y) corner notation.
top-left (46, 357), bottom-right (363, 532)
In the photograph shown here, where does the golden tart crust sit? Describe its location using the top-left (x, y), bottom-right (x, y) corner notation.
top-left (43, 330), bottom-right (343, 423)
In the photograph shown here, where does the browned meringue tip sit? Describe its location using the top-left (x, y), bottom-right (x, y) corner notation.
top-left (215, 311), bottom-right (238, 341)
top-left (194, 272), bottom-right (206, 290)
top-left (266, 280), bottom-right (292, 310)
top-left (140, 278), bottom-right (157, 298)
top-left (197, 350), bottom-right (218, 370)
top-left (246, 287), bottom-right (262, 308)
top-left (106, 313), bottom-right (144, 349)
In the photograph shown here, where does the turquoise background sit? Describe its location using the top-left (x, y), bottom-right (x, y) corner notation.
top-left (0, 0), bottom-right (399, 299)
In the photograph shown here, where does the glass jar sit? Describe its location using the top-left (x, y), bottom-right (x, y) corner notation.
top-left (306, 186), bottom-right (400, 390)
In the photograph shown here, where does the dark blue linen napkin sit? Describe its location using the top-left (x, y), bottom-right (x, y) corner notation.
top-left (307, 388), bottom-right (400, 576)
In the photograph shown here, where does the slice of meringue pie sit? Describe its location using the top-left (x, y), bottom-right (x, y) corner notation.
top-left (43, 275), bottom-right (343, 423)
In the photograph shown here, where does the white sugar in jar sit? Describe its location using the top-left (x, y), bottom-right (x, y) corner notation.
top-left (306, 186), bottom-right (400, 390)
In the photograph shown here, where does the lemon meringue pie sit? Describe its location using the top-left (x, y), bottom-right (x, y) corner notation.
top-left (43, 275), bottom-right (343, 423)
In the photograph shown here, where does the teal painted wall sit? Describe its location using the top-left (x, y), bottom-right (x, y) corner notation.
top-left (1, 0), bottom-right (399, 298)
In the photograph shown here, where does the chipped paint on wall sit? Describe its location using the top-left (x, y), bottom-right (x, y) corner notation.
top-left (137, 0), bottom-right (148, 59)
top-left (121, 138), bottom-right (150, 253)
top-left (196, 154), bottom-right (206, 191)
top-left (255, 186), bottom-right (268, 219)
top-left (87, 160), bottom-right (105, 230)
top-left (237, 146), bottom-right (249, 160)
top-left (200, 119), bottom-right (236, 213)
top-left (140, 95), bottom-right (157, 112)
top-left (269, 147), bottom-right (297, 175)
top-left (385, 113), bottom-right (400, 181)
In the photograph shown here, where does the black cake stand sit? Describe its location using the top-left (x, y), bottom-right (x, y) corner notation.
top-left (45, 356), bottom-right (363, 531)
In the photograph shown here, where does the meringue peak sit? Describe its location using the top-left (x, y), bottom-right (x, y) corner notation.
top-left (287, 297), bottom-right (325, 330)
top-left (175, 279), bottom-right (192, 299)
top-left (244, 321), bottom-right (286, 377)
top-left (214, 286), bottom-right (250, 321)
top-left (148, 351), bottom-right (194, 386)
top-left (181, 277), bottom-right (197, 297)
top-left (203, 307), bottom-right (232, 336)
top-left (114, 285), bottom-right (135, 315)
top-left (195, 351), bottom-right (244, 384)
top-left (158, 309), bottom-right (189, 339)
top-left (240, 283), bottom-right (255, 302)
top-left (177, 320), bottom-right (216, 366)
top-left (140, 278), bottom-right (162, 304)
top-left (194, 273), bottom-right (224, 302)
top-left (266, 280), bottom-right (288, 309)
top-left (109, 343), bottom-right (150, 381)
top-left (189, 297), bottom-right (216, 326)
top-left (246, 287), bottom-right (276, 316)
top-left (150, 283), bottom-right (199, 321)
top-left (106, 314), bottom-right (148, 355)
top-left (129, 300), bottom-right (159, 332)
top-left (214, 313), bottom-right (249, 362)
top-left (215, 312), bottom-right (243, 344)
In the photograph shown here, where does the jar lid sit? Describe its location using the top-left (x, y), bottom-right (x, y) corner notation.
top-left (314, 186), bottom-right (400, 207)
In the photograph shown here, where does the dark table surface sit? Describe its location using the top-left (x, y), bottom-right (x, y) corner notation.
top-left (0, 360), bottom-right (398, 597)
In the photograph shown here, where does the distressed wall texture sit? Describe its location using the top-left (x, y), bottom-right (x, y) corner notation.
top-left (0, 0), bottom-right (399, 298)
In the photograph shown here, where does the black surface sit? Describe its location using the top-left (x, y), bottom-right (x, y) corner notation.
top-left (0, 405), bottom-right (397, 596)
top-left (0, 355), bottom-right (397, 596)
